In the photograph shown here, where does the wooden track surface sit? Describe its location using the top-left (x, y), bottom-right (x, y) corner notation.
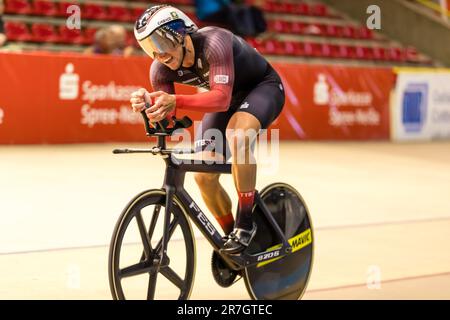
top-left (1, 141), bottom-right (449, 299)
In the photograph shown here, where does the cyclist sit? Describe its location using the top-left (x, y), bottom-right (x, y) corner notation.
top-left (130, 5), bottom-right (285, 254)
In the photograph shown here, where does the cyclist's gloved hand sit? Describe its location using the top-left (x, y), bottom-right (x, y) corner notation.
top-left (145, 91), bottom-right (176, 123)
top-left (130, 88), bottom-right (151, 113)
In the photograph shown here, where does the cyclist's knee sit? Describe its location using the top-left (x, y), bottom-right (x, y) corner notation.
top-left (194, 173), bottom-right (220, 188)
top-left (226, 131), bottom-right (255, 158)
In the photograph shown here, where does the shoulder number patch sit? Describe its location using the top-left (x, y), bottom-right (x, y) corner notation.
top-left (213, 75), bottom-right (229, 84)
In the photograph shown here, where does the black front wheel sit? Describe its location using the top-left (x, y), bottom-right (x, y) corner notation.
top-left (109, 189), bottom-right (196, 300)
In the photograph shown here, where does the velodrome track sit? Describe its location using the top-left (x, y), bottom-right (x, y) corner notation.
top-left (1, 141), bottom-right (449, 299)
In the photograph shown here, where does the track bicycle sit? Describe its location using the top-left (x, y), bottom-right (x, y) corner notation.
top-left (108, 110), bottom-right (314, 300)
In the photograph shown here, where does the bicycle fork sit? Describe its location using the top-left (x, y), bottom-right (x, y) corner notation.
top-left (157, 186), bottom-right (175, 269)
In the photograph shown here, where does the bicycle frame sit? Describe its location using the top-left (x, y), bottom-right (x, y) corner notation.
top-left (150, 136), bottom-right (293, 271)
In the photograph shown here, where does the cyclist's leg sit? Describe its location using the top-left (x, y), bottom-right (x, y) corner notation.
top-left (193, 110), bottom-right (235, 235)
top-left (194, 172), bottom-right (233, 234)
top-left (223, 73), bottom-right (285, 252)
top-left (225, 112), bottom-right (260, 233)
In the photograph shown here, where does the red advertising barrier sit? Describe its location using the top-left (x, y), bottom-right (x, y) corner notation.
top-left (0, 52), bottom-right (394, 144)
top-left (274, 64), bottom-right (394, 140)
top-left (0, 52), bottom-right (200, 144)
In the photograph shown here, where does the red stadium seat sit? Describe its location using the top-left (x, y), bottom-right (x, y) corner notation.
top-left (131, 7), bottom-right (146, 20)
top-left (272, 40), bottom-right (286, 55)
top-left (84, 3), bottom-right (109, 21)
top-left (290, 21), bottom-right (305, 34)
top-left (341, 25), bottom-right (357, 39)
top-left (245, 37), bottom-right (256, 48)
top-left (388, 47), bottom-right (406, 62)
top-left (303, 23), bottom-right (325, 36)
top-left (4, 21), bottom-right (32, 41)
top-left (320, 43), bottom-right (332, 58)
top-left (405, 46), bottom-right (420, 62)
top-left (265, 1), bottom-right (289, 13)
top-left (294, 3), bottom-right (310, 15)
top-left (247, 38), bottom-right (287, 56)
top-left (285, 3), bottom-right (296, 14)
top-left (270, 2), bottom-right (284, 13)
top-left (372, 47), bottom-right (388, 61)
top-left (283, 41), bottom-right (300, 56)
top-left (164, 0), bottom-right (192, 5)
top-left (260, 39), bottom-right (274, 55)
top-left (330, 44), bottom-right (341, 58)
top-left (302, 42), bottom-right (322, 57)
top-left (246, 37), bottom-right (265, 53)
top-left (84, 27), bottom-right (97, 45)
top-left (31, 23), bottom-right (59, 42)
top-left (321, 43), bottom-right (340, 59)
top-left (325, 24), bottom-right (342, 38)
top-left (262, 39), bottom-right (282, 55)
top-left (255, 40), bottom-right (267, 54)
top-left (57, 2), bottom-right (79, 17)
top-left (357, 26), bottom-right (374, 39)
top-left (355, 46), bottom-right (373, 60)
top-left (268, 20), bottom-right (290, 33)
top-left (5, 0), bottom-right (32, 14)
top-left (108, 5), bottom-right (132, 22)
top-left (338, 45), bottom-right (356, 59)
top-left (311, 3), bottom-right (328, 17)
top-left (58, 25), bottom-right (85, 44)
top-left (263, 1), bottom-right (276, 13)
top-left (245, 37), bottom-right (256, 45)
top-left (32, 0), bottom-right (57, 16)
top-left (277, 2), bottom-right (295, 14)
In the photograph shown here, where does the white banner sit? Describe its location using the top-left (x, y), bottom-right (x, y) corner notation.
top-left (392, 69), bottom-right (450, 141)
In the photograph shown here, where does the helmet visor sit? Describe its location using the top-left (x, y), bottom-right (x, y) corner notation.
top-left (138, 21), bottom-right (186, 59)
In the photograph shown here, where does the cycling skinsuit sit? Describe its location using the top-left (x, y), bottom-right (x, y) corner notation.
top-left (150, 26), bottom-right (285, 159)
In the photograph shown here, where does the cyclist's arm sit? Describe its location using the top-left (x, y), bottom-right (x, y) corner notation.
top-left (0, 18), bottom-right (6, 47)
top-left (0, 34), bottom-right (6, 47)
top-left (175, 30), bottom-right (234, 112)
top-left (150, 61), bottom-right (175, 94)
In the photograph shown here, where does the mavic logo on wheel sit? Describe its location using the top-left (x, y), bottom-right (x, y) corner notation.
top-left (256, 228), bottom-right (312, 268)
top-left (189, 202), bottom-right (217, 236)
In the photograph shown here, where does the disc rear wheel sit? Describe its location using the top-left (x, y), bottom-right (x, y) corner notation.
top-left (243, 183), bottom-right (314, 300)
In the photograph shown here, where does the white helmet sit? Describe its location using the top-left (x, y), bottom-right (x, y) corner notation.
top-left (134, 5), bottom-right (198, 59)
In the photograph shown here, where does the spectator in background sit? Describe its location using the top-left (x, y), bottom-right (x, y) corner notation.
top-left (0, 0), bottom-right (7, 48)
top-left (109, 25), bottom-right (135, 57)
top-left (195, 0), bottom-right (266, 37)
top-left (84, 27), bottom-right (113, 55)
top-left (84, 25), bottom-right (134, 56)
